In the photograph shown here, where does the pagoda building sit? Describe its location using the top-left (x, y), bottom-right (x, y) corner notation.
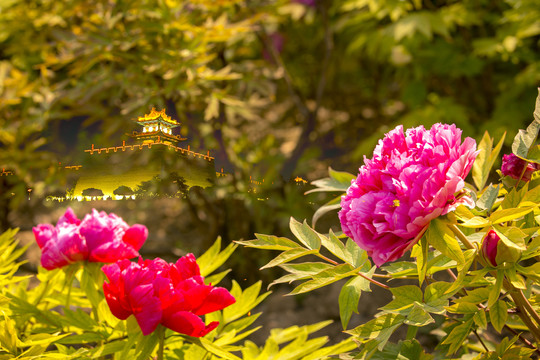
top-left (64, 108), bottom-right (217, 201)
top-left (130, 108), bottom-right (186, 145)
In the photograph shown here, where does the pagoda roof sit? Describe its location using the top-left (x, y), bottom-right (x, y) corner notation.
top-left (136, 108), bottom-right (180, 127)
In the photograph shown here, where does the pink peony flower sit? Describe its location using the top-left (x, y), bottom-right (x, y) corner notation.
top-left (33, 208), bottom-right (147, 270)
top-left (501, 153), bottom-right (539, 182)
top-left (102, 254), bottom-right (236, 336)
top-left (339, 124), bottom-right (478, 266)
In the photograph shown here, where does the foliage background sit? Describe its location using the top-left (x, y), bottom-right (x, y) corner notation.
top-left (0, 0), bottom-right (539, 339)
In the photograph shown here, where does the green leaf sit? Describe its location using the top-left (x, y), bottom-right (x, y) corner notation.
top-left (270, 321), bottom-right (331, 345)
top-left (289, 263), bottom-right (357, 295)
top-left (134, 331), bottom-right (159, 360)
top-left (455, 287), bottom-right (490, 304)
top-left (88, 340), bottom-right (127, 358)
top-left (473, 310), bottom-right (488, 330)
top-left (0, 313), bottom-right (18, 354)
top-left (312, 196), bottom-right (341, 227)
top-left (279, 262), bottom-right (333, 277)
top-left (441, 318), bottom-right (474, 355)
top-left (305, 167), bottom-right (355, 194)
top-left (197, 237), bottom-right (237, 277)
top-left (276, 333), bottom-right (328, 359)
top-left (505, 267), bottom-right (526, 289)
top-left (223, 281), bottom-right (270, 323)
top-left (426, 219), bottom-right (465, 265)
top-left (500, 186), bottom-right (527, 210)
top-left (289, 218), bottom-right (321, 250)
top-left (97, 299), bottom-right (120, 328)
top-left (204, 269), bottom-right (231, 286)
top-left (490, 206), bottom-right (536, 224)
top-left (520, 183), bottom-right (540, 205)
top-left (397, 339), bottom-right (434, 360)
top-left (222, 312), bottom-right (261, 334)
top-left (490, 300), bottom-right (508, 333)
top-left (329, 167), bottom-right (356, 185)
top-left (512, 88), bottom-right (540, 159)
top-left (476, 184), bottom-right (500, 211)
top-left (393, 12), bottom-right (433, 41)
top-left (405, 303), bottom-right (434, 327)
top-left (347, 313), bottom-right (405, 350)
top-left (260, 248), bottom-right (317, 270)
top-left (473, 132), bottom-right (506, 190)
top-left (339, 275), bottom-right (371, 329)
top-left (190, 337), bottom-right (242, 360)
top-left (79, 264), bottom-right (103, 311)
top-left (381, 285), bottom-right (423, 314)
top-left (267, 262), bottom-right (334, 288)
top-left (302, 338), bottom-right (358, 360)
top-left (488, 270), bottom-right (504, 309)
top-left (458, 216), bottom-right (491, 228)
top-left (493, 227), bottom-right (526, 264)
top-left (446, 302), bottom-right (479, 314)
top-left (445, 249), bottom-right (476, 295)
top-left (424, 282), bottom-right (452, 314)
top-left (343, 238), bottom-right (369, 268)
top-left (62, 308), bottom-right (99, 331)
top-left (411, 235), bottom-right (428, 286)
top-left (236, 234), bottom-right (300, 251)
top-left (58, 333), bottom-right (105, 345)
top-left (321, 230), bottom-right (349, 264)
top-left (204, 93), bottom-right (219, 121)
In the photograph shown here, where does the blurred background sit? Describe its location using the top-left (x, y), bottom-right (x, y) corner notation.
top-left (1, 0), bottom-right (539, 343)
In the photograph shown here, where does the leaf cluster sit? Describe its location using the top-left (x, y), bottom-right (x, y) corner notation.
top-left (239, 91), bottom-right (540, 358)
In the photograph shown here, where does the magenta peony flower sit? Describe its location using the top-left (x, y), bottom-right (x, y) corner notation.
top-left (481, 230), bottom-right (499, 267)
top-left (102, 254), bottom-right (236, 336)
top-left (501, 153), bottom-right (539, 181)
top-left (339, 124), bottom-right (478, 266)
top-left (33, 208), bottom-right (147, 270)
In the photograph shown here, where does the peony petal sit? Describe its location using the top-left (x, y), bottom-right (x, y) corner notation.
top-left (162, 310), bottom-right (217, 337)
top-left (122, 225), bottom-right (148, 252)
top-left (80, 209), bottom-right (129, 254)
top-left (38, 224), bottom-right (87, 270)
top-left (33, 224), bottom-right (55, 249)
top-left (173, 254), bottom-right (200, 281)
top-left (103, 282), bottom-right (132, 320)
top-left (88, 241), bottom-right (139, 263)
top-left (57, 207), bottom-right (81, 227)
top-left (193, 287), bottom-right (236, 315)
top-left (133, 299), bottom-right (163, 335)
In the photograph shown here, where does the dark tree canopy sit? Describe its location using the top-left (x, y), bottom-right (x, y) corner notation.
top-left (113, 186), bottom-right (134, 196)
top-left (81, 188), bottom-right (104, 197)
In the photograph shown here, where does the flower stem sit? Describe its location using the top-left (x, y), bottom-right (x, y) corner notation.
top-left (315, 253), bottom-right (339, 266)
top-left (448, 224), bottom-right (475, 250)
top-left (157, 325), bottom-right (165, 360)
top-left (405, 325), bottom-right (418, 340)
top-left (506, 284), bottom-right (540, 344)
top-left (517, 288), bottom-right (540, 327)
top-left (357, 271), bottom-right (389, 290)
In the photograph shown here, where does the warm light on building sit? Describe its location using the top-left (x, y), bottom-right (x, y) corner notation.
top-left (45, 108), bottom-right (217, 202)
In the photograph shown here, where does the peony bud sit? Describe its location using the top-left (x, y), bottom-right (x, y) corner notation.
top-left (481, 230), bottom-right (499, 266)
top-left (481, 229), bottom-right (523, 266)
